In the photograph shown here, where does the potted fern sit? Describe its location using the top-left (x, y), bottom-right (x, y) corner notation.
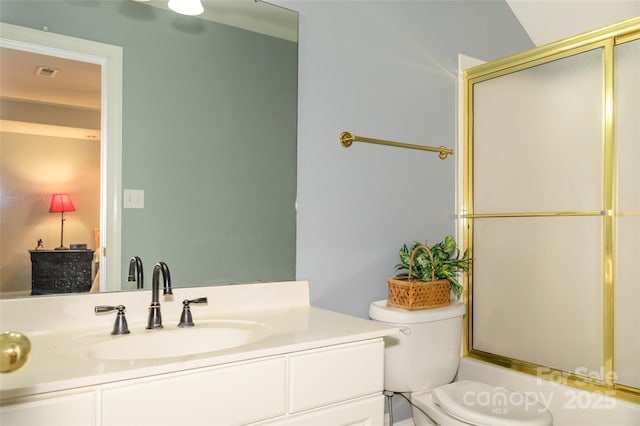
top-left (387, 236), bottom-right (469, 310)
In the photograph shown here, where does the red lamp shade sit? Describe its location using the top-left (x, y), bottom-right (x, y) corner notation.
top-left (49, 193), bottom-right (76, 213)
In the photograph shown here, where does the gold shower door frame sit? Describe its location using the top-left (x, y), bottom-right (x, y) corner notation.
top-left (462, 17), bottom-right (640, 404)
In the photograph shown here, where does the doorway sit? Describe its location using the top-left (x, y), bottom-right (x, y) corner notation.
top-left (0, 23), bottom-right (122, 296)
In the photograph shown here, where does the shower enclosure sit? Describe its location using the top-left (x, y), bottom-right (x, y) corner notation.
top-left (462, 17), bottom-right (639, 403)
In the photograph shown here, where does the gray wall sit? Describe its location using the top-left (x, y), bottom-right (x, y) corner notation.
top-left (291, 0), bottom-right (534, 317)
top-left (288, 0), bottom-right (533, 421)
top-left (1, 1), bottom-right (297, 289)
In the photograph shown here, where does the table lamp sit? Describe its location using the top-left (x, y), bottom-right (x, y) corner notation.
top-left (49, 193), bottom-right (76, 250)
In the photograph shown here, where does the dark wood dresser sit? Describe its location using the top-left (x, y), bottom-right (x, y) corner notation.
top-left (29, 250), bottom-right (94, 295)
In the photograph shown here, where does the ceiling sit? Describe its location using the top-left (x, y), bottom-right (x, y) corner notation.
top-left (506, 0), bottom-right (640, 46)
top-left (0, 47), bottom-right (101, 110)
top-left (0, 47), bottom-right (101, 140)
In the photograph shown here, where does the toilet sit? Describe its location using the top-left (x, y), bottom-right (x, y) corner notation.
top-left (369, 300), bottom-right (553, 426)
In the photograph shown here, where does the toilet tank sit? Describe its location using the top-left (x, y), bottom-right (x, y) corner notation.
top-left (369, 300), bottom-right (465, 393)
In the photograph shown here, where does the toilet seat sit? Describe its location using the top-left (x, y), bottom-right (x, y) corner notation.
top-left (413, 380), bottom-right (553, 426)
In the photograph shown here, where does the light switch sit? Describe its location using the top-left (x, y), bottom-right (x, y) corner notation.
top-left (124, 189), bottom-right (144, 209)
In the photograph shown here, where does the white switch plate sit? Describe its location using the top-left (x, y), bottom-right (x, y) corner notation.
top-left (124, 189), bottom-right (144, 209)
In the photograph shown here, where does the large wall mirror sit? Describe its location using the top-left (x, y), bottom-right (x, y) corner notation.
top-left (0, 0), bottom-right (298, 298)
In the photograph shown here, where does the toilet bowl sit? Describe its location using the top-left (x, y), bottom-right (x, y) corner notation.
top-left (411, 380), bottom-right (552, 426)
top-left (369, 300), bottom-right (552, 426)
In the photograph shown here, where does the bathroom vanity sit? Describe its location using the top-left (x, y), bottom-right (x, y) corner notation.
top-left (0, 281), bottom-right (396, 425)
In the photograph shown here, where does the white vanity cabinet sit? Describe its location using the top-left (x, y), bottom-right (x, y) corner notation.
top-left (0, 281), bottom-right (397, 426)
top-left (101, 356), bottom-right (288, 425)
top-left (1, 339), bottom-right (385, 426)
top-left (0, 390), bottom-right (96, 425)
top-left (261, 395), bottom-right (384, 426)
top-left (262, 339), bottom-right (385, 425)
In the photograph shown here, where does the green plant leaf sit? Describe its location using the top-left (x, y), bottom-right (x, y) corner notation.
top-left (392, 236), bottom-right (470, 298)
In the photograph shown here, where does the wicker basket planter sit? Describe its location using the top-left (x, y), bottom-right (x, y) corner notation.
top-left (387, 277), bottom-right (450, 310)
top-left (387, 243), bottom-right (451, 310)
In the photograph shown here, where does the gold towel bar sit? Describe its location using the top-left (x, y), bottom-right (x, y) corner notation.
top-left (463, 210), bottom-right (611, 219)
top-left (339, 131), bottom-right (454, 160)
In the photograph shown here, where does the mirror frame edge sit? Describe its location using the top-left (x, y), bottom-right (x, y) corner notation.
top-left (0, 22), bottom-right (123, 293)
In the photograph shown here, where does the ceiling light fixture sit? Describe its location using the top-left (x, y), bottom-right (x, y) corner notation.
top-left (167, 0), bottom-right (204, 16)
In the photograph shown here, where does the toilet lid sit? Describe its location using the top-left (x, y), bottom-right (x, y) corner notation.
top-left (432, 380), bottom-right (552, 426)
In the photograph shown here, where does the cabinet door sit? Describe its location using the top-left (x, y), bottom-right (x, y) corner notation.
top-left (288, 340), bottom-right (384, 413)
top-left (101, 357), bottom-right (286, 426)
top-left (0, 391), bottom-right (95, 426)
top-left (258, 395), bottom-right (384, 426)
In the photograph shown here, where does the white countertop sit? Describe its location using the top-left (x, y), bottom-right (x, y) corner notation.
top-left (0, 281), bottom-right (397, 401)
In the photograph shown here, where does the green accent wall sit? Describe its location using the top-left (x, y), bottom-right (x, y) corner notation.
top-left (1, 0), bottom-right (297, 289)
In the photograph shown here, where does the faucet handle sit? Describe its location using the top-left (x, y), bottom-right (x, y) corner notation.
top-left (178, 297), bottom-right (208, 328)
top-left (95, 305), bottom-right (131, 335)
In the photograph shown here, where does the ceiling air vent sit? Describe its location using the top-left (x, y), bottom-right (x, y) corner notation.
top-left (35, 66), bottom-right (59, 78)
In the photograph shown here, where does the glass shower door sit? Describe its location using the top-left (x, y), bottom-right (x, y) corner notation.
top-left (613, 37), bottom-right (640, 390)
top-left (470, 47), bottom-right (605, 377)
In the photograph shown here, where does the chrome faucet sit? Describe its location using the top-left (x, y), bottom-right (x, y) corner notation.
top-left (146, 262), bottom-right (172, 329)
top-left (127, 256), bottom-right (144, 289)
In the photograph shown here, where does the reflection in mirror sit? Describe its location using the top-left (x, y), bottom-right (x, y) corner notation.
top-left (0, 24), bottom-right (122, 298)
top-left (0, 48), bottom-right (103, 297)
top-left (0, 0), bottom-right (298, 298)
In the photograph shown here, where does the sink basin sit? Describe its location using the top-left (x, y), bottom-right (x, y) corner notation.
top-left (88, 321), bottom-right (271, 360)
